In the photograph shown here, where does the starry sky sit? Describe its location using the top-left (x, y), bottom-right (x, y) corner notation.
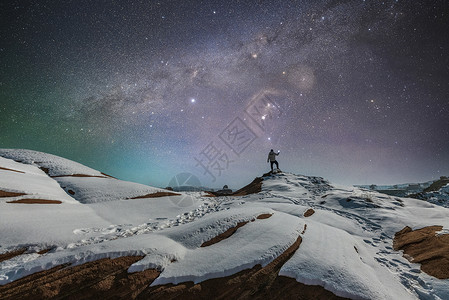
top-left (1, 0), bottom-right (448, 189)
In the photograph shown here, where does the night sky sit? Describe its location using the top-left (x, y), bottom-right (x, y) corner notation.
top-left (1, 0), bottom-right (448, 189)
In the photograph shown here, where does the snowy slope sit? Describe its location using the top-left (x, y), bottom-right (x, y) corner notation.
top-left (0, 156), bottom-right (110, 248)
top-left (0, 148), bottom-right (167, 204)
top-left (0, 149), bottom-right (104, 177)
top-left (0, 150), bottom-right (205, 252)
top-left (0, 156), bottom-right (76, 204)
top-left (1, 150), bottom-right (449, 299)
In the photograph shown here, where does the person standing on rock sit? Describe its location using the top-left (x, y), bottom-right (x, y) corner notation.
top-left (267, 149), bottom-right (280, 172)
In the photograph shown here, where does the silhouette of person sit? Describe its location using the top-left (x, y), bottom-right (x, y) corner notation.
top-left (267, 149), bottom-right (280, 172)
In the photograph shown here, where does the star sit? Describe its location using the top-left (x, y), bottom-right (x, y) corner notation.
top-left (0, 0), bottom-right (447, 187)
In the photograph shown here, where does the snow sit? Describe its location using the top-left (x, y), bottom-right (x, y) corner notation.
top-left (0, 156), bottom-right (109, 247)
top-left (151, 208), bottom-right (302, 285)
top-left (279, 219), bottom-right (413, 299)
top-left (0, 233), bottom-right (184, 284)
top-left (0, 200), bottom-right (108, 248)
top-left (0, 149), bottom-right (103, 177)
top-left (160, 206), bottom-right (274, 249)
top-left (0, 156), bottom-right (76, 204)
top-left (0, 150), bottom-right (206, 252)
top-left (1, 149), bottom-right (449, 299)
top-left (55, 176), bottom-right (161, 203)
top-left (85, 194), bottom-right (200, 225)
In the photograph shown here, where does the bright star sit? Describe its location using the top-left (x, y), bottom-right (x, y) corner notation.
top-left (191, 98), bottom-right (196, 103)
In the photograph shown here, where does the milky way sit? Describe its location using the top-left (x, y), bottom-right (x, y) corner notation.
top-left (1, 0), bottom-right (448, 188)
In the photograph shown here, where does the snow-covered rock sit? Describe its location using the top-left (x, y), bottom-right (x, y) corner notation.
top-left (0, 149), bottom-right (104, 177)
top-left (1, 149), bottom-right (449, 299)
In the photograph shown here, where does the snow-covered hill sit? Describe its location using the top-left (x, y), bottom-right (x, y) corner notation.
top-left (1, 149), bottom-right (449, 299)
